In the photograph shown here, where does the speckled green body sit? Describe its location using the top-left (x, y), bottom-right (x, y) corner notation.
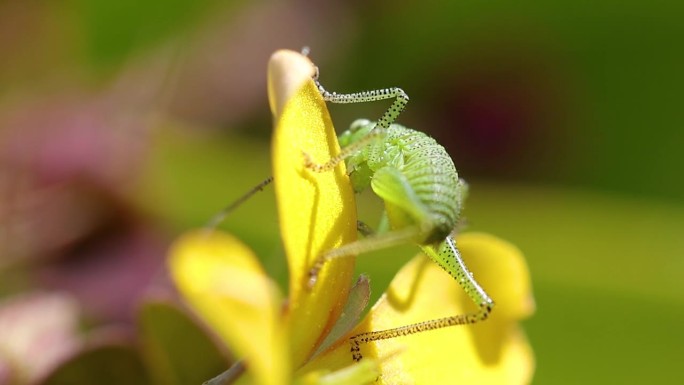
top-left (339, 119), bottom-right (468, 245)
top-left (207, 65), bottom-right (495, 366)
top-left (309, 78), bottom-right (493, 362)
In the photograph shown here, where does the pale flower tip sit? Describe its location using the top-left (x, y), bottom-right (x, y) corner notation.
top-left (268, 49), bottom-right (317, 119)
top-left (522, 293), bottom-right (536, 318)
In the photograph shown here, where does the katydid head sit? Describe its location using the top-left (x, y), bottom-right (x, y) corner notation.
top-left (338, 119), bottom-right (375, 149)
top-left (337, 119), bottom-right (376, 193)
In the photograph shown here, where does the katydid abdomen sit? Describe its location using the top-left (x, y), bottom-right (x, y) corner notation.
top-left (342, 119), bottom-right (467, 245)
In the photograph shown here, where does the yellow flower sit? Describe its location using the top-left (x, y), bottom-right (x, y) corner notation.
top-left (168, 49), bottom-right (535, 385)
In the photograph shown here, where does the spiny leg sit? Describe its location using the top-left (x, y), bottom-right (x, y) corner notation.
top-left (302, 80), bottom-right (410, 172)
top-left (302, 127), bottom-right (385, 173)
top-left (349, 237), bottom-right (494, 361)
top-left (307, 226), bottom-right (421, 289)
top-left (204, 176), bottom-right (274, 231)
top-left (307, 166), bottom-right (428, 289)
top-left (315, 81), bottom-right (409, 130)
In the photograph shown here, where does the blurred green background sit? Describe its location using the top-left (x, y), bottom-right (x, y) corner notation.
top-left (1, 0), bottom-right (682, 384)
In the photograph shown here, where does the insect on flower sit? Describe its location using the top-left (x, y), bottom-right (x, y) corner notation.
top-left (209, 52), bottom-right (494, 362)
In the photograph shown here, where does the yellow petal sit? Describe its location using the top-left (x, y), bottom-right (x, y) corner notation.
top-left (458, 232), bottom-right (536, 321)
top-left (308, 232), bottom-right (535, 384)
top-left (295, 360), bottom-right (379, 385)
top-left (169, 230), bottom-right (288, 385)
top-left (269, 50), bottom-right (357, 366)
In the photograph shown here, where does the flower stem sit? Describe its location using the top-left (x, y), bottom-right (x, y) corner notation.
top-left (203, 361), bottom-right (246, 385)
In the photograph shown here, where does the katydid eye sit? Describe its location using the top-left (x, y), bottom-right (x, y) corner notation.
top-left (349, 118), bottom-right (372, 133)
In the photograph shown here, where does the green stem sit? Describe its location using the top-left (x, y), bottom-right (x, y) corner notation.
top-left (203, 361), bottom-right (246, 385)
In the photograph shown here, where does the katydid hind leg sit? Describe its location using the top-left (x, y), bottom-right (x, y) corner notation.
top-left (307, 167), bottom-right (431, 289)
top-left (423, 237), bottom-right (494, 313)
top-left (348, 237), bottom-right (494, 361)
top-left (306, 225), bottom-right (422, 289)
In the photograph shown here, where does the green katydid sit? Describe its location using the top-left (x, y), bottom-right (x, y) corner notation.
top-left (208, 65), bottom-right (494, 362)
